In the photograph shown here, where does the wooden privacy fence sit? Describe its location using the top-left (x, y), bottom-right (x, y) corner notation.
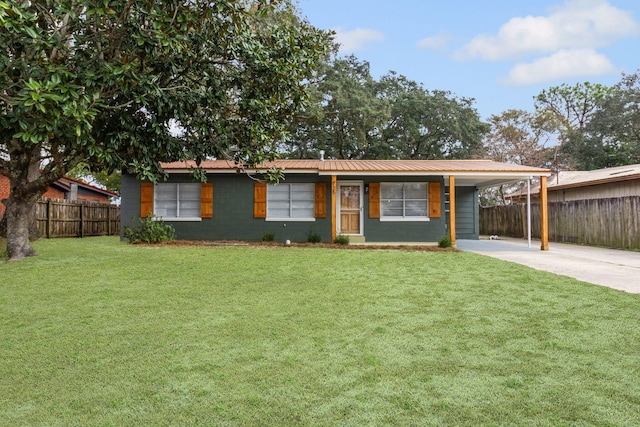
top-left (480, 196), bottom-right (640, 250)
top-left (35, 198), bottom-right (120, 238)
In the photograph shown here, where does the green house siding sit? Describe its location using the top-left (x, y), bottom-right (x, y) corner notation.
top-left (359, 176), bottom-right (447, 243)
top-left (121, 174), bottom-right (333, 243)
top-left (120, 174), bottom-right (141, 240)
top-left (121, 173), bottom-right (475, 243)
top-left (454, 186), bottom-right (479, 240)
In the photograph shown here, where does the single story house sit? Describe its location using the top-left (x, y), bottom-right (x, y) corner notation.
top-left (0, 173), bottom-right (118, 220)
top-left (507, 163), bottom-right (640, 203)
top-left (46, 176), bottom-right (119, 204)
top-left (120, 159), bottom-right (551, 248)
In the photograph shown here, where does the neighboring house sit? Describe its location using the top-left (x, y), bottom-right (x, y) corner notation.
top-left (120, 159), bottom-right (550, 246)
top-left (0, 173), bottom-right (118, 219)
top-left (507, 164), bottom-right (640, 203)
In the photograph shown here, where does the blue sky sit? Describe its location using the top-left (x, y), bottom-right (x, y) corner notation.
top-left (297, 0), bottom-right (640, 120)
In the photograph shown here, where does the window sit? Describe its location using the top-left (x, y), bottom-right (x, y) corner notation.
top-left (380, 182), bottom-right (429, 220)
top-left (267, 183), bottom-right (315, 220)
top-left (154, 183), bottom-right (201, 219)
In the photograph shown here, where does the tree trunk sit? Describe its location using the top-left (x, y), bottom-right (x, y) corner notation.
top-left (5, 195), bottom-right (37, 261)
top-left (0, 204), bottom-right (6, 238)
top-left (3, 143), bottom-right (52, 261)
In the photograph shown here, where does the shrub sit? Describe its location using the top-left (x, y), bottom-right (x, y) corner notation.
top-left (307, 231), bottom-right (322, 243)
top-left (124, 213), bottom-right (175, 244)
top-left (438, 235), bottom-right (452, 248)
top-left (333, 235), bottom-right (349, 245)
top-left (262, 232), bottom-right (275, 242)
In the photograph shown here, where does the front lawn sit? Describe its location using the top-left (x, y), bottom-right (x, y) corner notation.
top-left (1, 237), bottom-right (638, 426)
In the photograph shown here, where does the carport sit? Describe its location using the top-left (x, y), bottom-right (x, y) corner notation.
top-left (450, 169), bottom-right (552, 250)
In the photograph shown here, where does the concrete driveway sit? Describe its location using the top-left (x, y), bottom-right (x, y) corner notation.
top-left (457, 237), bottom-right (640, 294)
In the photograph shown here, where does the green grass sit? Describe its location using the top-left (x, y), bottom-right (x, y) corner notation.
top-left (1, 237), bottom-right (639, 426)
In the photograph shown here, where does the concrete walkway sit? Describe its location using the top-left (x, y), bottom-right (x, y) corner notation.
top-left (457, 237), bottom-right (640, 294)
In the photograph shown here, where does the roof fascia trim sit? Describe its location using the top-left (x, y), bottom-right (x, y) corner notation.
top-left (318, 171), bottom-right (550, 177)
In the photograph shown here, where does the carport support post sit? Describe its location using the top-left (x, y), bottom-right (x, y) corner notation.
top-left (331, 175), bottom-right (337, 242)
top-left (527, 178), bottom-right (531, 248)
top-left (540, 176), bottom-right (549, 251)
top-left (449, 176), bottom-right (456, 246)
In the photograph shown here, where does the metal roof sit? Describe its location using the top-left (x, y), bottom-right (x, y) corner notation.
top-left (508, 163), bottom-right (640, 196)
top-left (546, 164), bottom-right (640, 189)
top-left (160, 159), bottom-right (550, 189)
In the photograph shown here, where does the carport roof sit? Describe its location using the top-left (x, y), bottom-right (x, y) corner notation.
top-left (160, 159), bottom-right (551, 189)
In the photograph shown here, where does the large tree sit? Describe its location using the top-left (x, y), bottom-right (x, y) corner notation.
top-left (481, 109), bottom-right (551, 205)
top-left (0, 0), bottom-right (330, 260)
top-left (575, 70), bottom-right (640, 169)
top-left (378, 72), bottom-right (487, 160)
top-left (284, 57), bottom-right (488, 160)
top-left (283, 55), bottom-right (386, 160)
top-left (484, 109), bottom-right (551, 168)
top-left (534, 82), bottom-right (613, 169)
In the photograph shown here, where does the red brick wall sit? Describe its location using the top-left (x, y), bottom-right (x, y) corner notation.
top-left (0, 175), bottom-right (9, 219)
top-left (43, 187), bottom-right (66, 199)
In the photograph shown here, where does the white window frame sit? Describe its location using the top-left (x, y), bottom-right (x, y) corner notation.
top-left (266, 183), bottom-right (316, 222)
top-left (380, 182), bottom-right (430, 222)
top-left (154, 183), bottom-right (202, 222)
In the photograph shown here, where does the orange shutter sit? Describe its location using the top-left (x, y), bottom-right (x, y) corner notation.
top-left (254, 182), bottom-right (267, 218)
top-left (315, 183), bottom-right (327, 218)
top-left (140, 182), bottom-right (154, 218)
top-left (429, 182), bottom-right (441, 218)
top-left (201, 183), bottom-right (213, 218)
top-left (369, 182), bottom-right (380, 218)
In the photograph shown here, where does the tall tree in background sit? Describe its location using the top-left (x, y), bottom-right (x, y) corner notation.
top-left (481, 109), bottom-right (551, 205)
top-left (534, 82), bottom-right (613, 169)
top-left (283, 55), bottom-right (385, 159)
top-left (0, 0), bottom-right (331, 260)
top-left (576, 70), bottom-right (640, 169)
top-left (484, 109), bottom-right (551, 167)
top-left (378, 72), bottom-right (487, 160)
top-left (285, 58), bottom-right (488, 160)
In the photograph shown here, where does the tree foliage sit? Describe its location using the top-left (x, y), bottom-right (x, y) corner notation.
top-left (66, 164), bottom-right (121, 193)
top-left (533, 73), bottom-right (640, 170)
top-left (283, 55), bottom-right (385, 159)
top-left (534, 82), bottom-right (613, 169)
top-left (378, 72), bottom-right (488, 160)
top-left (284, 56), bottom-right (488, 160)
top-left (480, 109), bottom-right (551, 206)
top-left (0, 0), bottom-right (331, 260)
top-left (484, 109), bottom-right (551, 168)
top-left (575, 70), bottom-right (640, 169)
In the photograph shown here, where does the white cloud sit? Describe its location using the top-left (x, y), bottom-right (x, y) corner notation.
top-left (333, 28), bottom-right (385, 53)
top-left (417, 33), bottom-right (454, 50)
top-left (455, 0), bottom-right (640, 61)
top-left (501, 48), bottom-right (618, 86)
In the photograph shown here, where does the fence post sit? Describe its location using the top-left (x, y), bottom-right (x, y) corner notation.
top-left (107, 204), bottom-right (111, 236)
top-left (46, 199), bottom-right (52, 238)
top-left (80, 203), bottom-right (84, 238)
